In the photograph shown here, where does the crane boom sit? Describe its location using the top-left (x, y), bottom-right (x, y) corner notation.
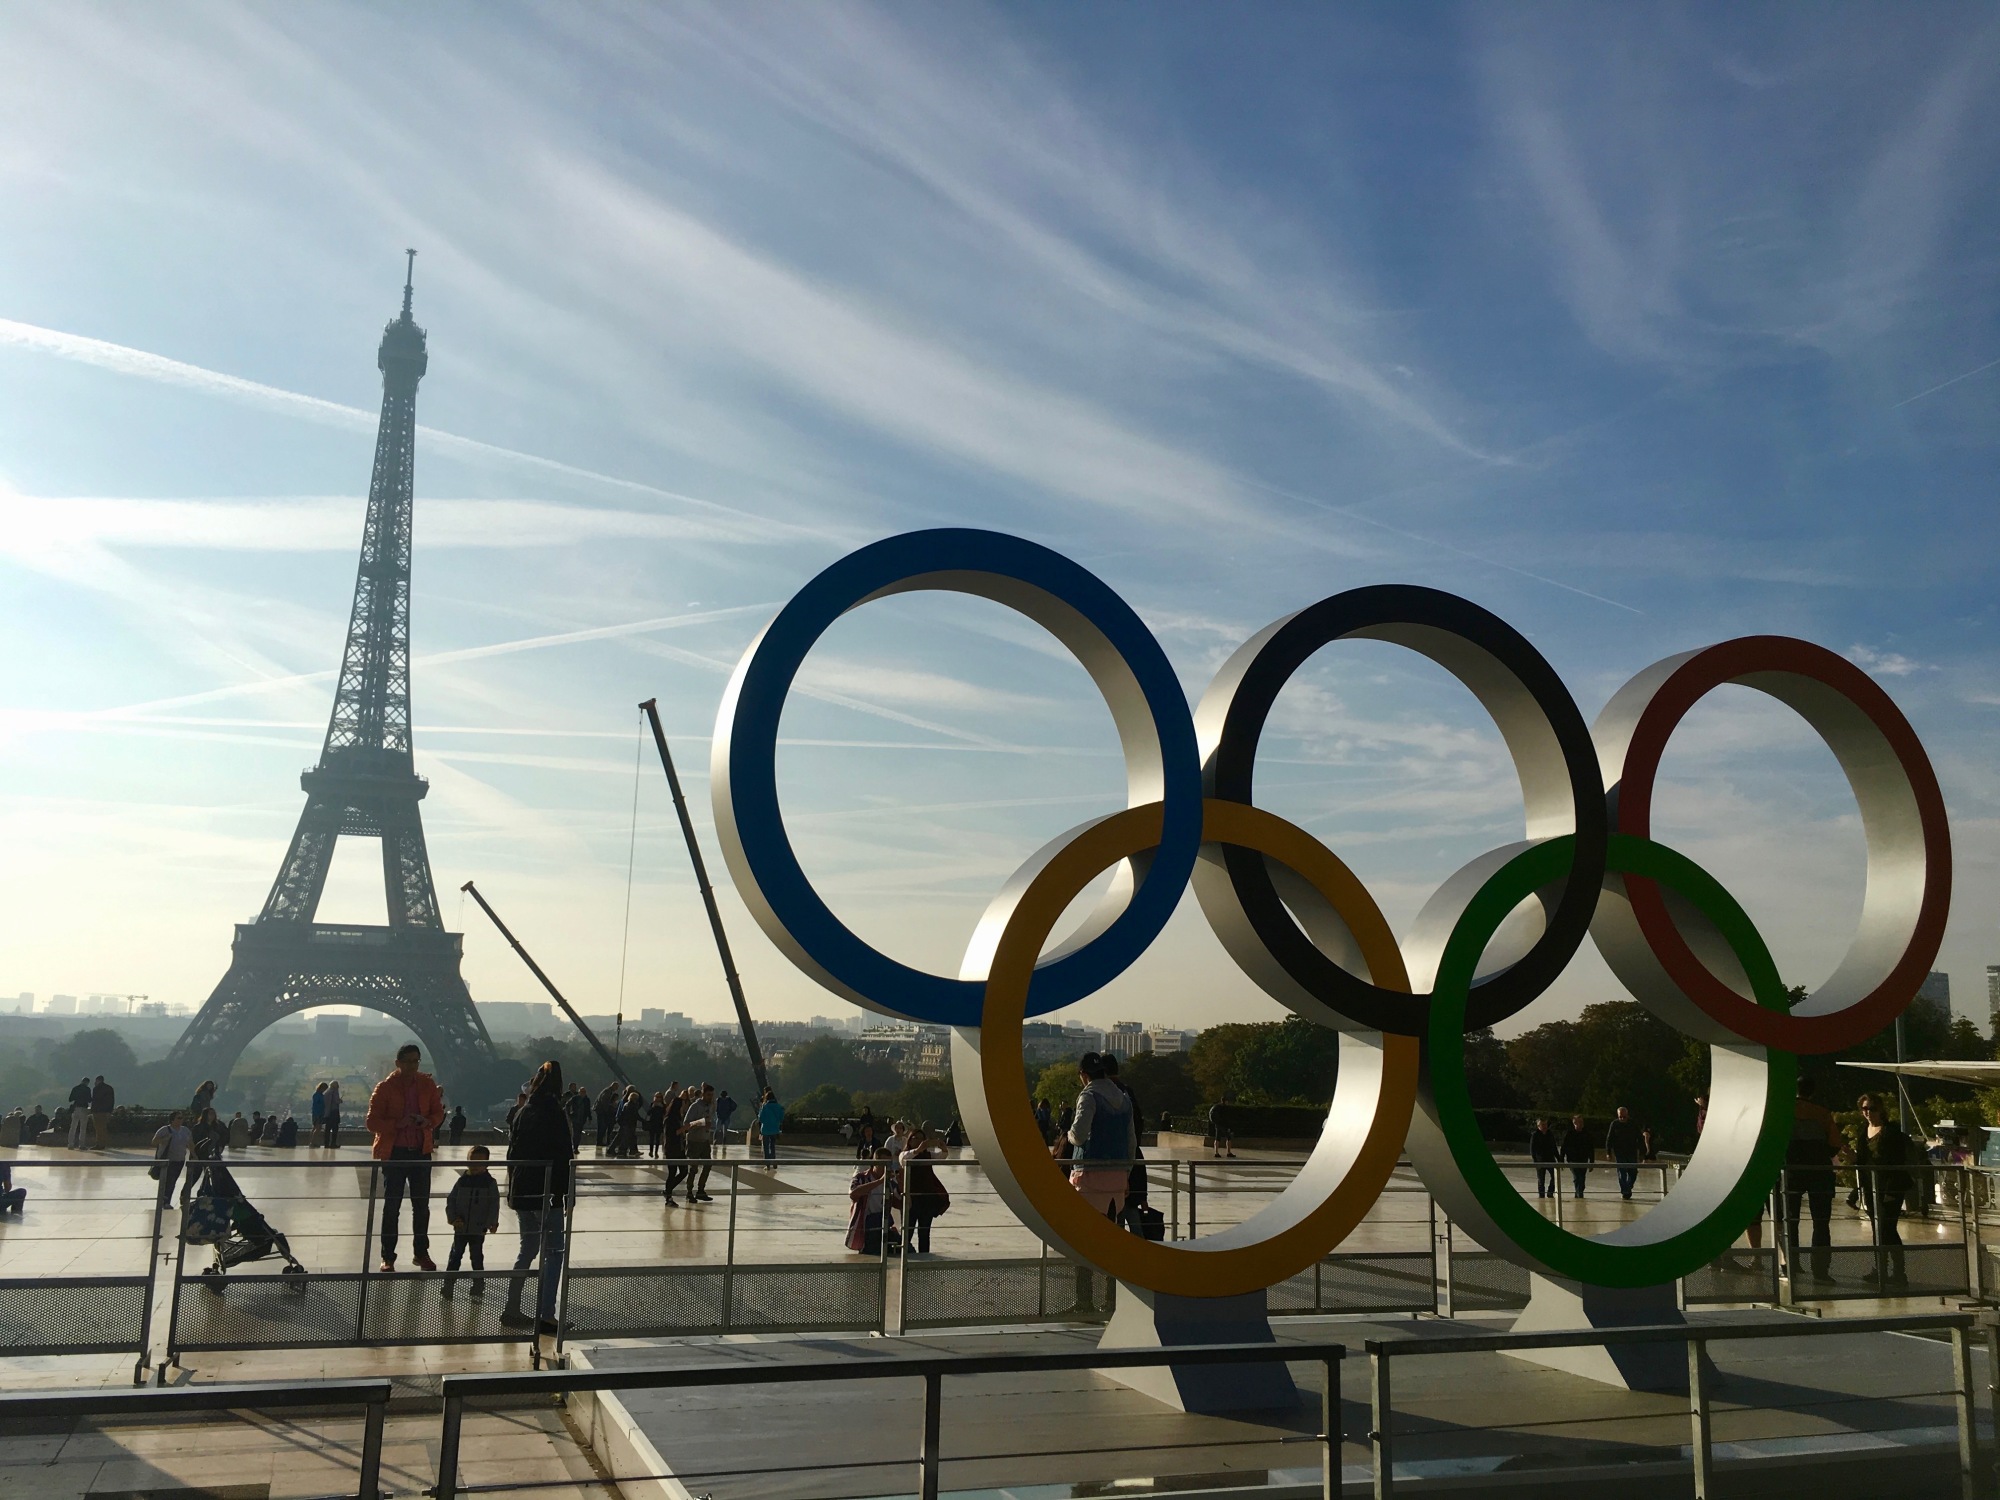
top-left (459, 879), bottom-right (631, 1088)
top-left (638, 698), bottom-right (770, 1096)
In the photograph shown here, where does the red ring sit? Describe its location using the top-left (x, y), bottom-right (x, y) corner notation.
top-left (1609, 636), bottom-right (1950, 1053)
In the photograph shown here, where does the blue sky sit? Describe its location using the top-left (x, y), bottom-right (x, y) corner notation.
top-left (1, 3), bottom-right (1995, 1039)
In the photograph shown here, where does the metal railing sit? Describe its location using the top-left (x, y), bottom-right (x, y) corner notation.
top-left (0, 1376), bottom-right (391, 1499)
top-left (434, 1338), bottom-right (1348, 1500)
top-left (5, 1150), bottom-right (1999, 1381)
top-left (1364, 1310), bottom-right (1982, 1500)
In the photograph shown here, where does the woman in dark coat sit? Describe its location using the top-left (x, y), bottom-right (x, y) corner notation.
top-left (1854, 1093), bottom-right (1910, 1289)
top-left (502, 1060), bottom-right (576, 1332)
top-left (613, 1088), bottom-right (643, 1158)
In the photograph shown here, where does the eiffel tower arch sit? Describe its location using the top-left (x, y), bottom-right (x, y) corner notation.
top-left (167, 254), bottom-right (496, 1094)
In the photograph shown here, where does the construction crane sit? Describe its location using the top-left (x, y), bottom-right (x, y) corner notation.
top-left (459, 879), bottom-right (632, 1088)
top-left (639, 698), bottom-right (770, 1097)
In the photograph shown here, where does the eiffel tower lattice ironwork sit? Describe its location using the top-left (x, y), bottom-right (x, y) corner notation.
top-left (167, 254), bottom-right (496, 1090)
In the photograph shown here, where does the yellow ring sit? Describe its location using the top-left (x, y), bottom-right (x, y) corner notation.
top-left (959, 798), bottom-right (1419, 1298)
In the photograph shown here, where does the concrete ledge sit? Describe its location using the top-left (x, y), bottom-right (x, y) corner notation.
top-left (567, 1347), bottom-right (692, 1500)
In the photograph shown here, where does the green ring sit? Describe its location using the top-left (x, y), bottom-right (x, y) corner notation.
top-left (1424, 833), bottom-right (1797, 1287)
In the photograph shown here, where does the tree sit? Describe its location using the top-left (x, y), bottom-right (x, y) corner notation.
top-left (1119, 1051), bottom-right (1202, 1122)
top-left (1033, 1059), bottom-right (1080, 1114)
top-left (789, 1083), bottom-right (853, 1118)
top-left (776, 1036), bottom-right (903, 1099)
top-left (48, 1029), bottom-right (139, 1090)
top-left (1188, 1018), bottom-right (1340, 1106)
top-left (1505, 1002), bottom-right (1700, 1148)
top-left (856, 1075), bottom-right (958, 1131)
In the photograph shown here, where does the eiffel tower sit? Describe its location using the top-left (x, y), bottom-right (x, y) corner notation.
top-left (166, 254), bottom-right (495, 1091)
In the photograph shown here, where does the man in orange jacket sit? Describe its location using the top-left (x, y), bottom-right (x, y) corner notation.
top-left (366, 1043), bottom-right (446, 1271)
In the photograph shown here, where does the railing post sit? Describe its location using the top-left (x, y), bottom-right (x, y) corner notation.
top-left (1369, 1346), bottom-right (1392, 1500)
top-left (896, 1199), bottom-right (911, 1336)
top-left (1189, 1162), bottom-right (1198, 1239)
top-left (554, 1177), bottom-right (576, 1361)
top-left (356, 1164), bottom-right (380, 1343)
top-left (1774, 1180), bottom-right (1790, 1307)
top-left (879, 1181), bottom-right (892, 1336)
top-left (917, 1369), bottom-right (942, 1500)
top-left (134, 1174), bottom-right (167, 1385)
top-left (1321, 1352), bottom-right (1341, 1500)
top-left (357, 1392), bottom-right (386, 1500)
top-left (1688, 1337), bottom-right (1712, 1500)
top-left (1170, 1159), bottom-right (1180, 1240)
top-left (435, 1391), bottom-right (463, 1500)
top-left (1952, 1324), bottom-right (1979, 1500)
top-left (1428, 1196), bottom-right (1440, 1315)
top-left (1439, 1213), bottom-right (1455, 1321)
top-left (1966, 1169), bottom-right (1982, 1301)
top-left (723, 1162), bottom-right (739, 1334)
top-left (1037, 1239), bottom-right (1048, 1320)
top-left (161, 1169), bottom-right (192, 1383)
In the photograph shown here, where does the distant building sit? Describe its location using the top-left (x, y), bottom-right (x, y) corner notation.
top-left (1916, 971), bottom-right (1951, 1024)
top-left (45, 994), bottom-right (76, 1016)
top-left (639, 1009), bottom-right (692, 1032)
top-left (1147, 1029), bottom-right (1194, 1055)
top-left (7, 993), bottom-right (30, 1015)
top-left (1103, 1021), bottom-right (1151, 1059)
top-left (1988, 966), bottom-right (2000, 1033)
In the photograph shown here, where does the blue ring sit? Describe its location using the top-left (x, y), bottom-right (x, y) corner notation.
top-left (716, 529), bottom-right (1202, 1027)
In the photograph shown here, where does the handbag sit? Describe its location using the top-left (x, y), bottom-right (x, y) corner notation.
top-left (1130, 1204), bottom-right (1166, 1242)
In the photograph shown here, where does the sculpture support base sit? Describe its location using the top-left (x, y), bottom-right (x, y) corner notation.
top-left (1098, 1285), bottom-right (1299, 1412)
top-left (1506, 1274), bottom-right (1689, 1393)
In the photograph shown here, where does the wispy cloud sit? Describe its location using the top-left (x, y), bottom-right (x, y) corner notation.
top-left (0, 317), bottom-right (823, 542)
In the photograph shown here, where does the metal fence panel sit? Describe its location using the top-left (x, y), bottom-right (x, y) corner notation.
top-left (171, 1271), bottom-right (518, 1351)
top-left (565, 1266), bottom-right (728, 1339)
top-left (1448, 1247), bottom-right (1532, 1312)
top-left (1298, 1251), bottom-right (1436, 1315)
top-left (0, 1276), bottom-right (151, 1355)
top-left (730, 1263), bottom-right (882, 1334)
top-left (1684, 1248), bottom-right (1779, 1304)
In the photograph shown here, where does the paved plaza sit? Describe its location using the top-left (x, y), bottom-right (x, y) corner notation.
top-left (0, 1142), bottom-right (1992, 1498)
top-left (0, 1140), bottom-right (1974, 1283)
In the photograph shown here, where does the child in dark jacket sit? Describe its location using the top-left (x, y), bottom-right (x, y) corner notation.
top-left (440, 1146), bottom-right (502, 1298)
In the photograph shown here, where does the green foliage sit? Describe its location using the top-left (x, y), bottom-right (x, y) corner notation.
top-left (1505, 1001), bottom-right (1699, 1148)
top-left (1921, 1093), bottom-right (1988, 1130)
top-left (1117, 1051), bottom-right (1202, 1121)
top-left (854, 1074), bottom-right (958, 1131)
top-left (789, 1082), bottom-right (854, 1118)
top-left (776, 1035), bottom-right (903, 1099)
top-left (1461, 1027), bottom-right (1520, 1110)
top-left (1032, 1059), bottom-right (1080, 1114)
top-left (47, 1028), bottom-right (139, 1087)
top-left (1187, 1017), bottom-right (1339, 1106)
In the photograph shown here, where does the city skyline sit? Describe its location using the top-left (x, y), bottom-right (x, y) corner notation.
top-left (3, 6), bottom-right (1997, 1042)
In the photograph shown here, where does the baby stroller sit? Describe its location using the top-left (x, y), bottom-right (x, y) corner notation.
top-left (182, 1161), bottom-right (307, 1295)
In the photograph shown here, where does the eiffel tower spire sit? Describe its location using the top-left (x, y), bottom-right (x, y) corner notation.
top-left (168, 257), bottom-right (494, 1092)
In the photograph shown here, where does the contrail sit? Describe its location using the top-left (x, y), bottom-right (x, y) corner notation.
top-left (1247, 476), bottom-right (1643, 615)
top-left (87, 603), bottom-right (777, 718)
top-left (1894, 355), bottom-right (2000, 409)
top-left (0, 316), bottom-right (830, 540)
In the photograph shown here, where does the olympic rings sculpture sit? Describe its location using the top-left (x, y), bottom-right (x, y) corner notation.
top-left (712, 529), bottom-right (1951, 1296)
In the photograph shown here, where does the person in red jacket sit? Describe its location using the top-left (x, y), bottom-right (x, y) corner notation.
top-left (366, 1044), bottom-right (445, 1271)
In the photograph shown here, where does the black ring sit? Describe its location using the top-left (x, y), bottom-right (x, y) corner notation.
top-left (1195, 585), bottom-right (1608, 1034)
